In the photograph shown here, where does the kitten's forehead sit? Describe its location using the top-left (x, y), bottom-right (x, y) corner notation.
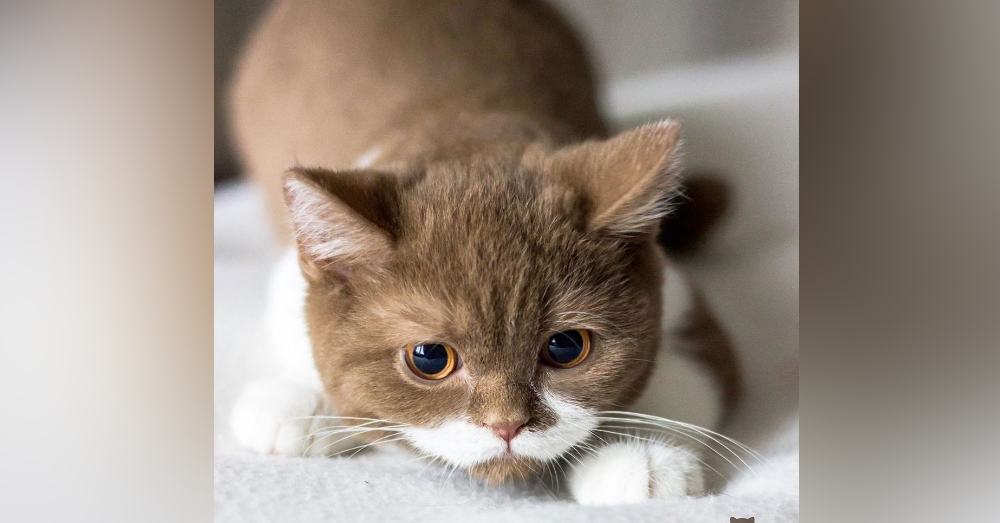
top-left (369, 193), bottom-right (627, 378)
top-left (380, 160), bottom-right (630, 333)
top-left (405, 159), bottom-right (587, 239)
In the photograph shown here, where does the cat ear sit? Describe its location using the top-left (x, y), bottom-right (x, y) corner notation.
top-left (282, 167), bottom-right (399, 280)
top-left (547, 120), bottom-right (683, 237)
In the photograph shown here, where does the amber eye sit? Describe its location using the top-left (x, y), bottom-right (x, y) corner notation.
top-left (405, 343), bottom-right (457, 380)
top-left (541, 329), bottom-right (591, 368)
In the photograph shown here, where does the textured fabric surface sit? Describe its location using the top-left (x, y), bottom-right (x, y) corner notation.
top-left (214, 447), bottom-right (799, 523)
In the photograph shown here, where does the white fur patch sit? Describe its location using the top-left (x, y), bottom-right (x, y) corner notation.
top-left (401, 392), bottom-right (597, 468)
top-left (229, 252), bottom-right (337, 457)
top-left (230, 379), bottom-right (337, 456)
top-left (569, 439), bottom-right (703, 505)
top-left (400, 418), bottom-right (504, 468)
top-left (514, 393), bottom-right (597, 460)
top-left (266, 248), bottom-right (321, 385)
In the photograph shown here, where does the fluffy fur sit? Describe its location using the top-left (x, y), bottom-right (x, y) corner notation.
top-left (227, 0), bottom-right (740, 505)
top-left (568, 438), bottom-right (705, 506)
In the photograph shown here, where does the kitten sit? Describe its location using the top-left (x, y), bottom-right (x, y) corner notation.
top-left (226, 0), bottom-right (739, 506)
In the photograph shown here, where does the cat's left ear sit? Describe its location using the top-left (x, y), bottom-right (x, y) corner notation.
top-left (282, 167), bottom-right (401, 281)
top-left (546, 120), bottom-right (683, 237)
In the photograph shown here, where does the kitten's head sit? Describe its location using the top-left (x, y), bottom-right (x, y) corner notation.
top-left (285, 121), bottom-right (682, 482)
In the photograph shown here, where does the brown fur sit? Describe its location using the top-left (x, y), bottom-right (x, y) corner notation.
top-left (229, 0), bottom-right (606, 240)
top-left (229, 0), bottom-right (739, 482)
top-left (286, 139), bottom-right (671, 481)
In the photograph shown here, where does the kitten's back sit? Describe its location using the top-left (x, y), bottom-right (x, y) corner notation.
top-left (228, 0), bottom-right (606, 239)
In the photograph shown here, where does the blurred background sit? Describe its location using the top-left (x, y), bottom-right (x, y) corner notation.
top-left (215, 0), bottom-right (798, 183)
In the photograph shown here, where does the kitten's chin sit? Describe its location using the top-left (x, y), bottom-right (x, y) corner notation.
top-left (467, 456), bottom-right (545, 484)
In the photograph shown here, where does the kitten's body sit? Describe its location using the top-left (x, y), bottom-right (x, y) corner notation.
top-left (228, 0), bottom-right (739, 505)
top-left (231, 0), bottom-right (605, 238)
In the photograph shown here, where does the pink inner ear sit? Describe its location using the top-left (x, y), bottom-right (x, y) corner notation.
top-left (547, 120), bottom-right (683, 237)
top-left (296, 251), bottom-right (353, 282)
top-left (283, 170), bottom-right (393, 277)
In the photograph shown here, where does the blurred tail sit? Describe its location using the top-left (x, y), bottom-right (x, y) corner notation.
top-left (658, 174), bottom-right (730, 255)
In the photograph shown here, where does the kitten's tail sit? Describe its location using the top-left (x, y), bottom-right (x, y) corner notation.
top-left (658, 174), bottom-right (730, 255)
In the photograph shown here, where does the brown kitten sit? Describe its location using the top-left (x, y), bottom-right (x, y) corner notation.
top-left (227, 0), bottom-right (738, 505)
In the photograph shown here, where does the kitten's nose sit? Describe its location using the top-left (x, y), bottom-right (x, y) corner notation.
top-left (489, 419), bottom-right (528, 443)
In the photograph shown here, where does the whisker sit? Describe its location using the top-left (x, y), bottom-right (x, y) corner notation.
top-left (445, 461), bottom-right (462, 483)
top-left (288, 415), bottom-right (406, 424)
top-left (607, 419), bottom-right (761, 471)
top-left (597, 412), bottom-right (761, 464)
top-left (416, 455), bottom-right (442, 477)
top-left (596, 418), bottom-right (750, 475)
top-left (344, 433), bottom-right (407, 459)
top-left (536, 466), bottom-right (559, 501)
top-left (326, 436), bottom-right (408, 459)
top-left (593, 411), bottom-right (768, 479)
top-left (306, 426), bottom-right (403, 457)
top-left (590, 427), bottom-right (727, 481)
top-left (600, 411), bottom-right (768, 465)
top-left (542, 459), bottom-right (560, 495)
top-left (303, 424), bottom-right (408, 440)
top-left (560, 418), bottom-right (610, 447)
top-left (550, 435), bottom-right (588, 474)
top-left (294, 419), bottom-right (400, 481)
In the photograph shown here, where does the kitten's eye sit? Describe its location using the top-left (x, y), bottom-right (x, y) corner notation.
top-left (541, 329), bottom-right (591, 368)
top-left (405, 343), bottom-right (457, 380)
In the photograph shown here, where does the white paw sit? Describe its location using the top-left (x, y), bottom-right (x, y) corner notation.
top-left (568, 440), bottom-right (704, 506)
top-left (230, 379), bottom-right (342, 456)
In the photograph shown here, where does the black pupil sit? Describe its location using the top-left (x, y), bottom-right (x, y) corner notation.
top-left (547, 330), bottom-right (584, 364)
top-left (411, 344), bottom-right (450, 375)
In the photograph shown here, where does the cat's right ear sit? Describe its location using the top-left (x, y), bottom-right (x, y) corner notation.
top-left (282, 167), bottom-right (400, 281)
top-left (546, 120), bottom-right (683, 238)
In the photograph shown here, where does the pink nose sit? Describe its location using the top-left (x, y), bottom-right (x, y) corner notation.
top-left (489, 419), bottom-right (528, 443)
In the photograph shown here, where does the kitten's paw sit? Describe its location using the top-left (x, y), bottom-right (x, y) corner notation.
top-left (568, 440), bottom-right (704, 506)
top-left (230, 379), bottom-right (337, 456)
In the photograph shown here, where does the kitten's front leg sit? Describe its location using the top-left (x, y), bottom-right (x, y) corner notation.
top-left (230, 249), bottom-right (359, 457)
top-left (568, 440), bottom-right (704, 506)
top-left (229, 378), bottom-right (344, 456)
